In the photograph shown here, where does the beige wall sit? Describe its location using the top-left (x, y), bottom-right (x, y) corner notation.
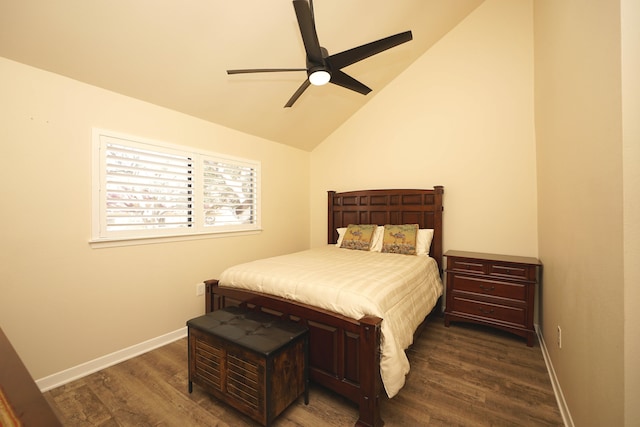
top-left (311, 0), bottom-right (537, 259)
top-left (622, 0), bottom-right (640, 425)
top-left (534, 0), bottom-right (632, 425)
top-left (0, 57), bottom-right (310, 379)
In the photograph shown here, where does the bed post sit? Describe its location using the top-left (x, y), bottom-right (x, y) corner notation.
top-left (328, 190), bottom-right (336, 244)
top-left (356, 315), bottom-right (383, 427)
top-left (204, 279), bottom-right (220, 313)
top-left (205, 280), bottom-right (213, 313)
top-left (433, 185), bottom-right (445, 272)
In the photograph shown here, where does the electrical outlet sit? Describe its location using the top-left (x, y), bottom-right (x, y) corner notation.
top-left (196, 282), bottom-right (205, 296)
top-left (557, 325), bottom-right (562, 348)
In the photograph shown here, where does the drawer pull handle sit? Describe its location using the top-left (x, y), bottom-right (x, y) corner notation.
top-left (479, 285), bottom-right (495, 291)
top-left (480, 308), bottom-right (495, 315)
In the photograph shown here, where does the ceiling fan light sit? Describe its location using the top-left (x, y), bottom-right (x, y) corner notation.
top-left (309, 70), bottom-right (331, 86)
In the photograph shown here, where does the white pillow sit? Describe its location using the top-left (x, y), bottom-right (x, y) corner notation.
top-left (370, 226), bottom-right (384, 252)
top-left (335, 227), bottom-right (347, 246)
top-left (416, 229), bottom-right (434, 256)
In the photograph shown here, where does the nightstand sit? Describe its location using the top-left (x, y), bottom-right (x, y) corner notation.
top-left (443, 250), bottom-right (541, 346)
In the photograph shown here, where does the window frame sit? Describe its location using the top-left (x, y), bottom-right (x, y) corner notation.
top-left (91, 128), bottom-right (261, 246)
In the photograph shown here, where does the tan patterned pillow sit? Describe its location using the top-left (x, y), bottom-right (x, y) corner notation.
top-left (340, 224), bottom-right (377, 251)
top-left (381, 224), bottom-right (419, 255)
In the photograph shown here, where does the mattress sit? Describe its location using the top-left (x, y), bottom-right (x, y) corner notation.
top-left (219, 245), bottom-right (443, 397)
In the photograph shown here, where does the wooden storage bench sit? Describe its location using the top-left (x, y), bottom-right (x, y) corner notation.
top-left (187, 306), bottom-right (309, 426)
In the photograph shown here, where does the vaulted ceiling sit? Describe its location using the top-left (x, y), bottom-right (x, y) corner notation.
top-left (0, 0), bottom-right (484, 151)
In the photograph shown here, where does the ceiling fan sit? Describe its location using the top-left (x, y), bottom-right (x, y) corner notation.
top-left (227, 0), bottom-right (413, 108)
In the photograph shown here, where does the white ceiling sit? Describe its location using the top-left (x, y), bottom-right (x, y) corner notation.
top-left (0, 0), bottom-right (484, 151)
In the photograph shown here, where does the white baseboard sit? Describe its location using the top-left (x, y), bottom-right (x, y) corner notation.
top-left (36, 327), bottom-right (187, 392)
top-left (536, 324), bottom-right (574, 427)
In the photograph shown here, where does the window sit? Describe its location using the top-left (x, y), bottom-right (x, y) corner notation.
top-left (92, 129), bottom-right (260, 243)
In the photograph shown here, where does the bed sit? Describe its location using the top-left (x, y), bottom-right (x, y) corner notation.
top-left (204, 187), bottom-right (444, 427)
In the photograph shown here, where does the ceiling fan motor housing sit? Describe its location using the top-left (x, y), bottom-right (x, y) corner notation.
top-left (307, 50), bottom-right (331, 86)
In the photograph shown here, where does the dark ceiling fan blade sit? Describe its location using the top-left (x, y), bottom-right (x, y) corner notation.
top-left (227, 68), bottom-right (306, 74)
top-left (293, 0), bottom-right (324, 64)
top-left (329, 70), bottom-right (372, 95)
top-left (326, 30), bottom-right (413, 70)
top-left (284, 79), bottom-right (311, 108)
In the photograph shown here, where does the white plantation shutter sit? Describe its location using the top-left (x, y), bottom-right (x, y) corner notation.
top-left (104, 142), bottom-right (194, 232)
top-left (203, 158), bottom-right (258, 228)
top-left (93, 129), bottom-right (261, 241)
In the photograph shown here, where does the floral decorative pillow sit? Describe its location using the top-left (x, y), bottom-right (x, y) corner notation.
top-left (340, 224), bottom-right (377, 251)
top-left (381, 224), bottom-right (419, 255)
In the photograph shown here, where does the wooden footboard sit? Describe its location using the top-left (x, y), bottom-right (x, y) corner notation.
top-left (204, 279), bottom-right (383, 427)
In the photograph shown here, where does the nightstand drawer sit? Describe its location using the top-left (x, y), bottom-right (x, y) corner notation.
top-left (451, 296), bottom-right (526, 327)
top-left (451, 275), bottom-right (526, 301)
top-left (448, 258), bottom-right (486, 274)
top-left (489, 263), bottom-right (530, 280)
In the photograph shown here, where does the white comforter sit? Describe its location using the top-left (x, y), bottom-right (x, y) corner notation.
top-left (218, 245), bottom-right (443, 397)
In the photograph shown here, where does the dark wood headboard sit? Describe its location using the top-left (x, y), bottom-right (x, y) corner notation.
top-left (327, 186), bottom-right (445, 271)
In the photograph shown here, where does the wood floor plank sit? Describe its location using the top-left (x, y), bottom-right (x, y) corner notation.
top-left (44, 317), bottom-right (563, 426)
top-left (45, 380), bottom-right (115, 426)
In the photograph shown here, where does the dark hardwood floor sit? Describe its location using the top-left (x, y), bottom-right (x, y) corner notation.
top-left (44, 317), bottom-right (563, 426)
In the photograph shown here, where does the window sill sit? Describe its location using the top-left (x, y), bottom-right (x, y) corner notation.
top-left (89, 229), bottom-right (262, 249)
